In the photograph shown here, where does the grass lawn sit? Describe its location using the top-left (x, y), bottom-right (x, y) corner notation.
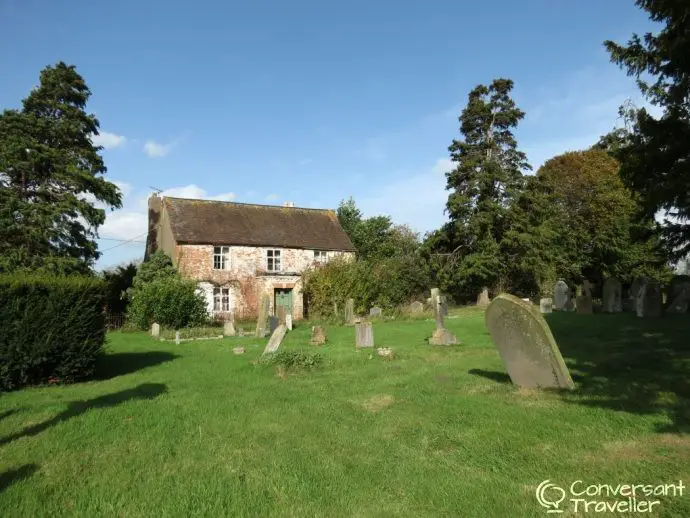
top-left (1, 309), bottom-right (689, 517)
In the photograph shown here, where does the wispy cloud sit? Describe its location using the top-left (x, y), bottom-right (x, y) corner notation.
top-left (143, 139), bottom-right (176, 158)
top-left (159, 184), bottom-right (236, 202)
top-left (91, 131), bottom-right (126, 149)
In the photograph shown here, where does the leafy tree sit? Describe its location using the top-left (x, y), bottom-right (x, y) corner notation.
top-left (0, 62), bottom-right (121, 274)
top-left (102, 262), bottom-right (138, 314)
top-left (605, 0), bottom-right (690, 259)
top-left (430, 78), bottom-right (530, 296)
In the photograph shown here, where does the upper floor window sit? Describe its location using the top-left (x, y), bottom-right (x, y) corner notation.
top-left (213, 246), bottom-right (230, 270)
top-left (266, 249), bottom-right (282, 272)
top-left (213, 287), bottom-right (230, 312)
top-left (314, 250), bottom-right (328, 263)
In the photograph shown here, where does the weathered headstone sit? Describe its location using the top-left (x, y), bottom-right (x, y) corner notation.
top-left (355, 322), bottom-right (374, 348)
top-left (369, 306), bottom-right (382, 318)
top-left (667, 285), bottom-right (690, 313)
top-left (151, 322), bottom-right (160, 338)
top-left (628, 277), bottom-right (647, 311)
top-left (431, 288), bottom-right (443, 329)
top-left (410, 301), bottom-right (424, 314)
top-left (255, 293), bottom-right (271, 337)
top-left (602, 277), bottom-right (623, 313)
top-left (477, 287), bottom-right (490, 308)
top-left (269, 315), bottom-right (280, 334)
top-left (539, 298), bottom-right (553, 314)
top-left (429, 288), bottom-right (459, 345)
top-left (285, 313), bottom-right (293, 330)
top-left (376, 347), bottom-right (394, 359)
top-left (263, 324), bottom-right (287, 355)
top-left (637, 281), bottom-right (662, 317)
top-left (485, 293), bottom-right (575, 390)
top-left (344, 298), bottom-right (355, 325)
top-left (554, 280), bottom-right (569, 311)
top-left (576, 280), bottom-right (594, 314)
top-left (429, 328), bottom-right (459, 345)
top-left (310, 326), bottom-right (327, 345)
top-left (175, 331), bottom-right (180, 345)
top-left (223, 320), bottom-right (236, 336)
top-left (277, 305), bottom-right (286, 325)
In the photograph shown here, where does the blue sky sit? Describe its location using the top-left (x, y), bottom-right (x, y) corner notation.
top-left (1, 0), bottom-right (657, 269)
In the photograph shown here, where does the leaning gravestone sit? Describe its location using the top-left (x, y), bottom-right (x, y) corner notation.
top-left (602, 277), bottom-right (623, 313)
top-left (344, 298), bottom-right (355, 325)
top-left (477, 288), bottom-right (490, 308)
top-left (310, 326), bottom-right (327, 345)
top-left (410, 301), bottom-right (424, 314)
top-left (539, 298), bottom-right (553, 314)
top-left (269, 315), bottom-right (280, 334)
top-left (151, 322), bottom-right (160, 338)
top-left (263, 324), bottom-right (287, 355)
top-left (355, 322), bottom-right (374, 348)
top-left (637, 281), bottom-right (662, 317)
top-left (667, 285), bottom-right (690, 313)
top-left (485, 293), bottom-right (575, 389)
top-left (369, 306), bottom-right (382, 317)
top-left (255, 293), bottom-right (271, 337)
top-left (554, 280), bottom-right (569, 311)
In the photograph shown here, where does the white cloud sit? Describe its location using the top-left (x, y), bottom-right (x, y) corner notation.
top-left (157, 184), bottom-right (236, 202)
top-left (99, 211), bottom-right (148, 241)
top-left (143, 139), bottom-right (175, 158)
top-left (113, 180), bottom-right (132, 199)
top-left (91, 131), bottom-right (126, 149)
top-left (357, 158), bottom-right (452, 234)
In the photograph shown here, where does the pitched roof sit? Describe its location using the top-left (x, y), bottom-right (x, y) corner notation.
top-left (163, 197), bottom-right (356, 251)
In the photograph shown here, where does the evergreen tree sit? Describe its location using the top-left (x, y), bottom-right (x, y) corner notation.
top-left (0, 62), bottom-right (121, 274)
top-left (433, 78), bottom-right (530, 295)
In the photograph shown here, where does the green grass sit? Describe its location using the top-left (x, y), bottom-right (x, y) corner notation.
top-left (1, 309), bottom-right (689, 517)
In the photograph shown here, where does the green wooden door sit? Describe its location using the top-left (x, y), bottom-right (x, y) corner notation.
top-left (275, 289), bottom-right (293, 318)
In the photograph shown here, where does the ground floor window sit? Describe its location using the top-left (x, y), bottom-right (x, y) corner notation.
top-left (213, 287), bottom-right (230, 312)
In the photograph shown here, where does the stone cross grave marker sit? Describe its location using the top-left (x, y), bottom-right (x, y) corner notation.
top-left (310, 326), bottom-right (327, 345)
top-left (485, 293), bottom-right (574, 390)
top-left (637, 280), bottom-right (662, 317)
top-left (554, 280), bottom-right (569, 311)
top-left (602, 277), bottom-right (623, 313)
top-left (429, 288), bottom-right (459, 345)
top-left (344, 298), bottom-right (355, 325)
top-left (263, 324), bottom-right (287, 355)
top-left (539, 298), bottom-right (553, 314)
top-left (255, 293), bottom-right (271, 338)
top-left (477, 287), bottom-right (490, 308)
top-left (151, 322), bottom-right (160, 338)
top-left (355, 322), bottom-right (374, 348)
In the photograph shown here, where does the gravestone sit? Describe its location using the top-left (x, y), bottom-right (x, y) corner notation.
top-left (369, 306), bottom-right (382, 318)
top-left (628, 277), bottom-right (647, 311)
top-left (233, 347), bottom-right (245, 355)
top-left (668, 276), bottom-right (690, 303)
top-left (429, 328), bottom-right (459, 345)
top-left (277, 305), bottom-right (286, 324)
top-left (431, 288), bottom-right (443, 329)
top-left (564, 297), bottom-right (575, 312)
top-left (175, 331), bottom-right (180, 345)
top-left (667, 285), bottom-right (690, 313)
top-left (255, 293), bottom-right (271, 337)
top-left (539, 298), bottom-right (553, 314)
top-left (576, 279), bottom-right (594, 314)
top-left (263, 324), bottom-right (287, 355)
top-left (376, 347), bottom-right (394, 359)
top-left (269, 315), bottom-right (280, 334)
top-left (637, 281), bottom-right (662, 317)
top-left (285, 314), bottom-right (293, 330)
top-left (429, 288), bottom-right (459, 345)
top-left (310, 326), bottom-right (327, 345)
top-left (223, 320), bottom-right (236, 336)
top-left (410, 301), bottom-right (424, 314)
top-left (485, 293), bottom-right (575, 389)
top-left (355, 322), bottom-right (374, 348)
top-left (151, 322), bottom-right (160, 338)
top-left (344, 298), bottom-right (355, 325)
top-left (477, 288), bottom-right (490, 308)
top-left (602, 277), bottom-right (623, 313)
top-left (554, 280), bottom-right (569, 311)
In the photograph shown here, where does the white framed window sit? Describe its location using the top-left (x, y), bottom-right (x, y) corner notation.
top-left (314, 250), bottom-right (328, 263)
top-left (213, 246), bottom-right (230, 270)
top-left (266, 249), bottom-right (282, 272)
top-left (213, 287), bottom-right (230, 312)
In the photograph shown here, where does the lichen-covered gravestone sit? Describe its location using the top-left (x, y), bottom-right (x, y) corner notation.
top-left (637, 281), bottom-right (662, 317)
top-left (477, 288), bottom-right (490, 308)
top-left (369, 306), bottom-right (382, 318)
top-left (355, 322), bottom-right (374, 348)
top-left (554, 280), bottom-right (569, 311)
top-left (576, 280), bottom-right (594, 314)
top-left (539, 298), bottom-right (552, 314)
top-left (410, 301), bottom-right (424, 314)
top-left (344, 298), bottom-right (355, 325)
top-left (151, 322), bottom-right (160, 338)
top-left (255, 293), bottom-right (271, 337)
top-left (485, 293), bottom-right (574, 390)
top-left (263, 324), bottom-right (287, 355)
top-left (310, 326), bottom-right (327, 345)
top-left (602, 277), bottom-right (622, 313)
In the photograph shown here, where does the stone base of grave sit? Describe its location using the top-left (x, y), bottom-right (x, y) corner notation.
top-left (429, 328), bottom-right (459, 346)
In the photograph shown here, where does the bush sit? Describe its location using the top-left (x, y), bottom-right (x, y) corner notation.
top-left (127, 276), bottom-right (207, 330)
top-left (260, 351), bottom-right (324, 370)
top-left (0, 275), bottom-right (106, 391)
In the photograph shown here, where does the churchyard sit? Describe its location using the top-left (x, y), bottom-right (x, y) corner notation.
top-left (1, 301), bottom-right (689, 517)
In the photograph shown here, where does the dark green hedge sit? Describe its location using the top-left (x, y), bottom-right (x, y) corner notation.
top-left (0, 275), bottom-right (107, 391)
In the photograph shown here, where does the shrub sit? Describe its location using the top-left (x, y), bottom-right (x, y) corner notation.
top-left (0, 275), bottom-right (106, 391)
top-left (127, 276), bottom-right (207, 330)
top-left (261, 351), bottom-right (324, 370)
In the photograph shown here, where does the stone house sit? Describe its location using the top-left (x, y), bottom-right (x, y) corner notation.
top-left (145, 195), bottom-right (356, 320)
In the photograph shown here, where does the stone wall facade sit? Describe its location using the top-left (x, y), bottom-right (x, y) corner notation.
top-left (174, 244), bottom-right (353, 320)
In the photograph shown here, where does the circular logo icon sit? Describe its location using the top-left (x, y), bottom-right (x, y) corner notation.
top-left (536, 480), bottom-right (566, 513)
